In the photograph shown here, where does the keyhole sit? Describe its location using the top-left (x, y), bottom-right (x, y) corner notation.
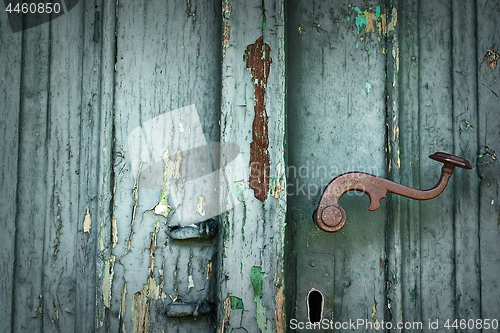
top-left (307, 289), bottom-right (323, 323)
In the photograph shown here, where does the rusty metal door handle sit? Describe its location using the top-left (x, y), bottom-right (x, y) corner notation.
top-left (314, 152), bottom-right (472, 232)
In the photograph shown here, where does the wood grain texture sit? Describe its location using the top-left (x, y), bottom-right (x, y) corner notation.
top-left (286, 0), bottom-right (388, 327)
top-left (0, 11), bottom-right (22, 333)
top-left (451, 0), bottom-right (481, 325)
top-left (1, 0), bottom-right (499, 332)
top-left (39, 7), bottom-right (84, 332)
top-left (477, 0), bottom-right (500, 321)
top-left (12, 20), bottom-right (51, 333)
top-left (107, 1), bottom-right (222, 332)
top-left (217, 0), bottom-right (286, 332)
top-left (417, 0), bottom-right (456, 325)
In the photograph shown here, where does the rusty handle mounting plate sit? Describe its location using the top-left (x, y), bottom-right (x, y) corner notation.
top-left (314, 152), bottom-right (472, 232)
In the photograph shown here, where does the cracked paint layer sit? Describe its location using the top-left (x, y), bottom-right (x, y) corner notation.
top-left (218, 295), bottom-right (244, 333)
top-left (232, 179), bottom-right (245, 202)
top-left (153, 149), bottom-right (182, 217)
top-left (119, 282), bottom-right (127, 331)
top-left (244, 36), bottom-right (272, 202)
top-left (269, 162), bottom-right (285, 199)
top-left (102, 254), bottom-right (115, 308)
top-left (250, 266), bottom-right (272, 333)
top-left (131, 220), bottom-right (161, 333)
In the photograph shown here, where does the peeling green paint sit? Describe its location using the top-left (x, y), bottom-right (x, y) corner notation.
top-left (250, 266), bottom-right (272, 333)
top-left (131, 277), bottom-right (158, 333)
top-left (153, 149), bottom-right (182, 217)
top-left (365, 81), bottom-right (372, 94)
top-left (351, 5), bottom-right (398, 49)
top-left (269, 162), bottom-right (284, 198)
top-left (231, 296), bottom-right (244, 310)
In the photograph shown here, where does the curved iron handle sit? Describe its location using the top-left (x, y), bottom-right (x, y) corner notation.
top-left (314, 152), bottom-right (472, 232)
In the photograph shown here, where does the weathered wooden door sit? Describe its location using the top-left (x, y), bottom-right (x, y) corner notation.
top-left (1, 0), bottom-right (286, 332)
top-left (286, 0), bottom-right (500, 331)
top-left (2, 0), bottom-right (500, 332)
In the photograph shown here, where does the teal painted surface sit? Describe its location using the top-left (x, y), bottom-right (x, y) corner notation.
top-left (286, 0), bottom-right (500, 332)
top-left (1, 0), bottom-right (499, 332)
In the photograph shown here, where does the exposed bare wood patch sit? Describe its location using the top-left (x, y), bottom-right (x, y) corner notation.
top-left (275, 279), bottom-right (285, 333)
top-left (152, 149), bottom-right (182, 217)
top-left (131, 220), bottom-right (161, 333)
top-left (83, 206), bottom-right (91, 233)
top-left (102, 255), bottom-right (115, 308)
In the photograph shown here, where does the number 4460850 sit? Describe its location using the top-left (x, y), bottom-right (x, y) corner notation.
top-left (5, 3), bottom-right (61, 14)
top-left (444, 319), bottom-right (499, 330)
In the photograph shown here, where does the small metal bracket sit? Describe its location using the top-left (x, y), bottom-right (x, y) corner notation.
top-left (169, 219), bottom-right (218, 240)
top-left (164, 301), bottom-right (214, 317)
top-left (295, 253), bottom-right (334, 329)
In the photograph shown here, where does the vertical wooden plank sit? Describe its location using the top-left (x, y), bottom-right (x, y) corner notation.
top-left (108, 1), bottom-right (222, 332)
top-left (39, 4), bottom-right (85, 331)
top-left (477, 0), bottom-right (500, 320)
top-left (451, 0), bottom-right (481, 325)
top-left (217, 0), bottom-right (286, 332)
top-left (76, 1), bottom-right (107, 331)
top-left (94, 0), bottom-right (118, 331)
top-left (11, 19), bottom-right (51, 333)
top-left (394, 1), bottom-right (483, 330)
top-left (0, 12), bottom-right (22, 333)
top-left (389, 0), bottom-right (423, 327)
top-left (286, 0), bottom-right (389, 328)
top-left (417, 0), bottom-right (456, 325)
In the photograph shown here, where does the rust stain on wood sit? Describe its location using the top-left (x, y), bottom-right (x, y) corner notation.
top-left (244, 36), bottom-right (272, 201)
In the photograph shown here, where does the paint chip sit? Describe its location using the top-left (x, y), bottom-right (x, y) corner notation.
top-left (83, 207), bottom-right (91, 233)
top-left (371, 300), bottom-right (378, 318)
top-left (232, 180), bottom-right (245, 202)
top-left (187, 275), bottom-right (194, 292)
top-left (485, 47), bottom-right (500, 70)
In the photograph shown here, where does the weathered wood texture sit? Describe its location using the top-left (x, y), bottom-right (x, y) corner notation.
top-left (286, 0), bottom-right (390, 328)
top-left (1, 1), bottom-right (101, 332)
top-left (106, 1), bottom-right (223, 332)
top-left (0, 10), bottom-right (22, 333)
top-left (217, 1), bottom-right (286, 332)
top-left (477, 0), bottom-right (500, 322)
top-left (392, 0), bottom-right (499, 330)
top-left (286, 0), bottom-right (499, 331)
top-left (2, 0), bottom-right (499, 332)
